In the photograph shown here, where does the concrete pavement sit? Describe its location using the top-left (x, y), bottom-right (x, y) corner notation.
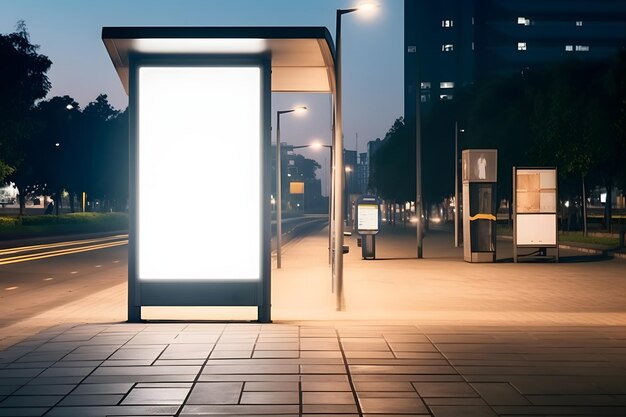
top-left (0, 224), bottom-right (625, 416)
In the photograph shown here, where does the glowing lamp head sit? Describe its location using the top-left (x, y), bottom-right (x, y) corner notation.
top-left (310, 141), bottom-right (323, 150)
top-left (66, 104), bottom-right (74, 110)
top-left (293, 106), bottom-right (308, 114)
top-left (345, 166), bottom-right (353, 173)
top-left (357, 1), bottom-right (379, 15)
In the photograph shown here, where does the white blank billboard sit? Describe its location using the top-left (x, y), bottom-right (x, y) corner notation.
top-left (516, 214), bottom-right (557, 246)
top-left (137, 66), bottom-right (261, 280)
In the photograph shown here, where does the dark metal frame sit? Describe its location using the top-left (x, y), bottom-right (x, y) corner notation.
top-left (127, 54), bottom-right (272, 322)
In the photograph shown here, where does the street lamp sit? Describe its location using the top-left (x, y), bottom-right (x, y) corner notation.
top-left (276, 106), bottom-right (307, 269)
top-left (454, 122), bottom-right (465, 247)
top-left (293, 141), bottom-right (334, 264)
top-left (334, 1), bottom-right (379, 310)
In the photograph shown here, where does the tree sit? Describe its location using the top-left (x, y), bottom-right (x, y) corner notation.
top-left (0, 22), bottom-right (51, 185)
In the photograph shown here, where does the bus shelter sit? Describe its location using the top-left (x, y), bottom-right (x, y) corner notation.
top-left (102, 27), bottom-right (336, 322)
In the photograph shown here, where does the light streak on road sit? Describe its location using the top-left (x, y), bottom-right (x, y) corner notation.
top-left (0, 236), bottom-right (128, 266)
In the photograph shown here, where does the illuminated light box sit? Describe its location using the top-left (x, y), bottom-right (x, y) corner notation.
top-left (357, 204), bottom-right (379, 232)
top-left (137, 66), bottom-right (261, 281)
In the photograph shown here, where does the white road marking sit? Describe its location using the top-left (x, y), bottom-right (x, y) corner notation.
top-left (70, 271), bottom-right (78, 274)
top-left (5, 286), bottom-right (18, 291)
top-left (44, 277), bottom-right (54, 281)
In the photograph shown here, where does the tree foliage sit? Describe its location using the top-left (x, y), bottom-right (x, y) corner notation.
top-left (371, 51), bottom-right (626, 228)
top-left (0, 22), bottom-right (51, 182)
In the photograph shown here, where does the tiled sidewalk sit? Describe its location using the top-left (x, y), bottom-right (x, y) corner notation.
top-left (1, 322), bottom-right (626, 416)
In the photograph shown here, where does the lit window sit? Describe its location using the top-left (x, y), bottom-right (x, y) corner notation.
top-left (442, 44), bottom-right (454, 52)
top-left (441, 20), bottom-right (454, 27)
top-left (517, 17), bottom-right (531, 26)
top-left (576, 45), bottom-right (590, 51)
top-left (471, 42), bottom-right (474, 50)
top-left (565, 45), bottom-right (573, 51)
top-left (576, 21), bottom-right (583, 26)
top-left (518, 42), bottom-right (527, 51)
top-left (420, 82), bottom-right (431, 89)
top-left (440, 94), bottom-right (454, 100)
top-left (440, 81), bottom-right (455, 89)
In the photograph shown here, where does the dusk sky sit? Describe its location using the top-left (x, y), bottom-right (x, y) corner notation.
top-left (1, 0), bottom-right (403, 193)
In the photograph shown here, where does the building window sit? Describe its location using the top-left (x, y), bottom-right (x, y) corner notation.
top-left (518, 42), bottom-right (527, 51)
top-left (407, 45), bottom-right (416, 53)
top-left (471, 41), bottom-right (474, 51)
top-left (440, 94), bottom-right (454, 100)
top-left (442, 44), bottom-right (454, 52)
top-left (420, 94), bottom-right (430, 103)
top-left (440, 81), bottom-right (455, 89)
top-left (576, 20), bottom-right (583, 26)
top-left (420, 82), bottom-right (431, 89)
top-left (565, 45), bottom-right (573, 51)
top-left (517, 17), bottom-right (531, 26)
top-left (576, 45), bottom-right (590, 51)
top-left (441, 20), bottom-right (454, 28)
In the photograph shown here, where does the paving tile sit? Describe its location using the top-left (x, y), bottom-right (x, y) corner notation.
top-left (359, 396), bottom-right (428, 414)
top-left (71, 382), bottom-right (134, 395)
top-left (244, 381), bottom-right (299, 391)
top-left (45, 405), bottom-right (179, 416)
top-left (413, 382), bottom-right (478, 397)
top-left (180, 404), bottom-right (298, 414)
top-left (357, 391), bottom-right (420, 398)
top-left (12, 384), bottom-right (75, 396)
top-left (303, 391), bottom-right (355, 404)
top-left (470, 382), bottom-right (530, 405)
top-left (300, 338), bottom-right (340, 351)
top-left (122, 387), bottom-right (190, 405)
top-left (0, 407), bottom-right (49, 416)
top-left (199, 374), bottom-right (300, 382)
top-left (203, 364), bottom-right (298, 374)
top-left (388, 343), bottom-right (438, 352)
top-left (252, 350), bottom-right (299, 359)
top-left (301, 381), bottom-right (351, 391)
top-left (430, 405), bottom-right (498, 416)
top-left (186, 382), bottom-right (242, 405)
top-left (424, 397), bottom-right (488, 406)
top-left (354, 381), bottom-right (415, 391)
top-left (527, 394), bottom-right (621, 406)
top-left (0, 395), bottom-right (62, 406)
top-left (300, 364), bottom-right (346, 374)
top-left (59, 394), bottom-right (123, 406)
top-left (93, 365), bottom-right (201, 376)
top-left (350, 364), bottom-right (456, 374)
top-left (302, 404), bottom-right (359, 414)
top-left (209, 350), bottom-right (252, 359)
top-left (240, 391), bottom-right (299, 404)
top-left (341, 338), bottom-right (390, 351)
top-left (299, 351), bottom-right (343, 359)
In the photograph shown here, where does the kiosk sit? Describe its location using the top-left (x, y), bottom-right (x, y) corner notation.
top-left (355, 196), bottom-right (381, 259)
top-left (462, 150), bottom-right (497, 263)
top-left (513, 167), bottom-right (559, 262)
top-left (102, 27), bottom-right (336, 322)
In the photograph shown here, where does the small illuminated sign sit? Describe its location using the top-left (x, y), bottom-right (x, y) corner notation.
top-left (357, 204), bottom-right (379, 232)
top-left (289, 181), bottom-right (304, 195)
top-left (462, 150), bottom-right (497, 183)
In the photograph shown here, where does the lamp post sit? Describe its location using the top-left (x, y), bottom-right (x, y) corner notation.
top-left (345, 165), bottom-right (353, 227)
top-left (334, 2), bottom-right (377, 310)
top-left (454, 122), bottom-right (465, 247)
top-left (308, 142), bottom-right (333, 264)
top-left (276, 106), bottom-right (307, 269)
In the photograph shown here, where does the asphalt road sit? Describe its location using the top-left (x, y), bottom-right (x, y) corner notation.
top-left (0, 235), bottom-right (129, 329)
